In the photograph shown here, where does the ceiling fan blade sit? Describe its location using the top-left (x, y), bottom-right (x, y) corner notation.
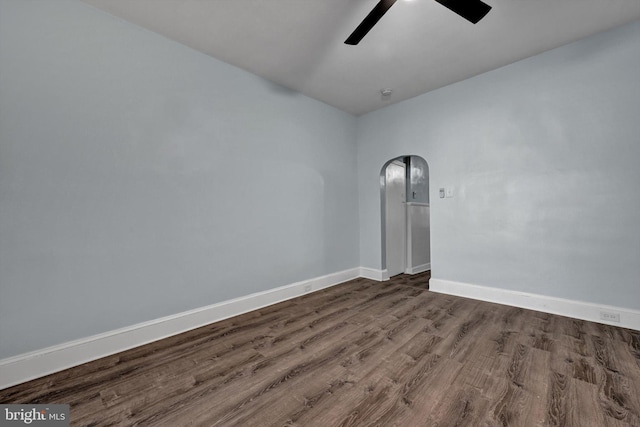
top-left (434, 0), bottom-right (491, 24)
top-left (345, 0), bottom-right (398, 45)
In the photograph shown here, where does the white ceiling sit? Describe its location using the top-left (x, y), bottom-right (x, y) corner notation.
top-left (81, 0), bottom-right (640, 116)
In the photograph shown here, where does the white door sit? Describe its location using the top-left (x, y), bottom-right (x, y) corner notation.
top-left (385, 161), bottom-right (406, 277)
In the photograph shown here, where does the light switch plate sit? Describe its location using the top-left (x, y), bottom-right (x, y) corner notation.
top-left (445, 187), bottom-right (454, 198)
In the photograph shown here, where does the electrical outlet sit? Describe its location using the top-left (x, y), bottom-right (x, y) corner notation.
top-left (304, 284), bottom-right (312, 293)
top-left (600, 311), bottom-right (620, 322)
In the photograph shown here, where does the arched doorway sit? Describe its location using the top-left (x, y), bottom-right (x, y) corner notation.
top-left (380, 155), bottom-right (430, 279)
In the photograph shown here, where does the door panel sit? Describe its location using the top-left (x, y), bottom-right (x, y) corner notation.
top-left (385, 162), bottom-right (406, 277)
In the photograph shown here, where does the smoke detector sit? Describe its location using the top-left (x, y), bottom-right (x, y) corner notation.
top-left (381, 88), bottom-right (392, 100)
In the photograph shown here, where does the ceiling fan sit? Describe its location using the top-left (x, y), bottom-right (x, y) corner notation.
top-left (345, 0), bottom-right (492, 45)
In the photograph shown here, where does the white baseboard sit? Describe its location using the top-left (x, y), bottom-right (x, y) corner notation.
top-left (430, 278), bottom-right (640, 331)
top-left (360, 267), bottom-right (388, 281)
top-left (0, 268), bottom-right (360, 390)
top-left (12, 270), bottom-right (635, 391)
top-left (405, 263), bottom-right (431, 275)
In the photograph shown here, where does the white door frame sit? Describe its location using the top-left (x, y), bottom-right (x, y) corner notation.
top-left (380, 155), bottom-right (430, 280)
top-left (384, 160), bottom-right (406, 278)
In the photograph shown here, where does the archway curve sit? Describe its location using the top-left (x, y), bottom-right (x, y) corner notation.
top-left (380, 155), bottom-right (430, 279)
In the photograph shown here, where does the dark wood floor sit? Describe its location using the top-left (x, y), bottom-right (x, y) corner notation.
top-left (2, 271), bottom-right (640, 426)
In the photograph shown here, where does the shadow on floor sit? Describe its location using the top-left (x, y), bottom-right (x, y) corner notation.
top-left (386, 270), bottom-right (430, 289)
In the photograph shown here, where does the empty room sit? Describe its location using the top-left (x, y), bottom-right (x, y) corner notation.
top-left (1, 0), bottom-right (639, 425)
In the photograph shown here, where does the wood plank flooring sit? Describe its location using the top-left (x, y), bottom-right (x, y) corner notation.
top-left (2, 271), bottom-right (640, 426)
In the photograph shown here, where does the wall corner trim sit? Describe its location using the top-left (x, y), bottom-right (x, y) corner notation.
top-left (0, 267), bottom-right (361, 390)
top-left (359, 267), bottom-right (388, 281)
top-left (429, 278), bottom-right (640, 331)
top-left (406, 263), bottom-right (430, 275)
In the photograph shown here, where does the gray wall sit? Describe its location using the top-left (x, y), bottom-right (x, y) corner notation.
top-left (357, 21), bottom-right (640, 310)
top-left (2, 0), bottom-right (638, 362)
top-left (0, 0), bottom-right (359, 359)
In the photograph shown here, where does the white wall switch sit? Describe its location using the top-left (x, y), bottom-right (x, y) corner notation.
top-left (445, 187), bottom-right (454, 198)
